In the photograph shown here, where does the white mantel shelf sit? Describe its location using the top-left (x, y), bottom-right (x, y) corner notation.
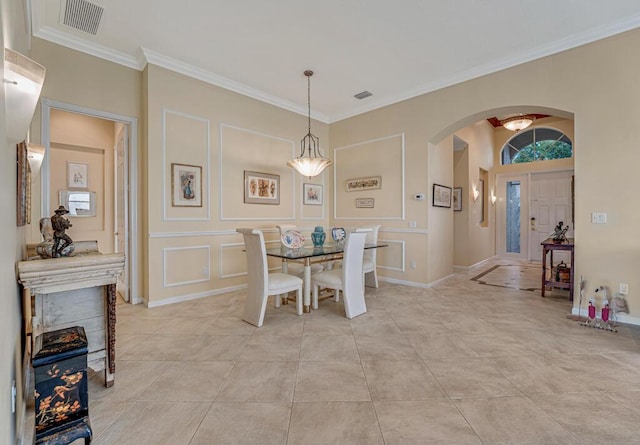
top-left (17, 253), bottom-right (125, 294)
top-left (17, 247), bottom-right (125, 388)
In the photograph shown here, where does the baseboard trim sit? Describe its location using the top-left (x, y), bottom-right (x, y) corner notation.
top-left (454, 256), bottom-right (496, 272)
top-left (428, 273), bottom-right (455, 287)
top-left (378, 276), bottom-right (430, 288)
top-left (145, 284), bottom-right (247, 308)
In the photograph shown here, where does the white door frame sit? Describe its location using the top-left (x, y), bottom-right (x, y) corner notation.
top-left (40, 98), bottom-right (141, 304)
top-left (114, 123), bottom-right (129, 301)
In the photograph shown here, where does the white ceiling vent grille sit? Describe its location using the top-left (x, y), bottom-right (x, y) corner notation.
top-left (63, 0), bottom-right (104, 35)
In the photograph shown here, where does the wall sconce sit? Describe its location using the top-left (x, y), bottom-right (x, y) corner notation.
top-left (490, 191), bottom-right (497, 205)
top-left (27, 143), bottom-right (46, 174)
top-left (4, 48), bottom-right (46, 143)
top-left (472, 186), bottom-right (480, 202)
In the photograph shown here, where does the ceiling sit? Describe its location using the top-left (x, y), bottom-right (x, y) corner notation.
top-left (30, 0), bottom-right (640, 123)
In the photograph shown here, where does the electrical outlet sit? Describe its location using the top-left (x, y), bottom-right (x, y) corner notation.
top-left (201, 267), bottom-right (208, 277)
top-left (591, 212), bottom-right (607, 224)
top-left (619, 283), bottom-right (629, 295)
top-left (410, 260), bottom-right (416, 269)
top-left (409, 221), bottom-right (417, 229)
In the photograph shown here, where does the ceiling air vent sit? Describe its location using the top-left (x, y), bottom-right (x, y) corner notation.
top-left (63, 0), bottom-right (104, 35)
top-left (354, 91), bottom-right (373, 100)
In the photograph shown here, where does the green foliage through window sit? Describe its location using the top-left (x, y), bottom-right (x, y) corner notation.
top-left (501, 128), bottom-right (572, 165)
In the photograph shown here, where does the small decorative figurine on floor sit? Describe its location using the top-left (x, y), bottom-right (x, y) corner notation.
top-left (581, 286), bottom-right (617, 332)
top-left (611, 292), bottom-right (629, 327)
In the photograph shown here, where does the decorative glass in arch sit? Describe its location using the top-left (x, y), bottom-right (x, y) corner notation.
top-left (501, 127), bottom-right (572, 165)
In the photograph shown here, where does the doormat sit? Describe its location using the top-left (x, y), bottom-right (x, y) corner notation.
top-left (471, 264), bottom-right (541, 292)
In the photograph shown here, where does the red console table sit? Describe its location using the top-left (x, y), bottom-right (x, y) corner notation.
top-left (541, 237), bottom-right (574, 301)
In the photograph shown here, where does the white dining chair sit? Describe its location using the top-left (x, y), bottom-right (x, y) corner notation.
top-left (276, 224), bottom-right (324, 277)
top-left (362, 224), bottom-right (381, 288)
top-left (311, 228), bottom-right (370, 319)
top-left (237, 228), bottom-right (303, 327)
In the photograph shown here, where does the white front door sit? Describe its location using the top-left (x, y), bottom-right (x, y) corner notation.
top-left (496, 174), bottom-right (529, 259)
top-left (529, 170), bottom-right (574, 261)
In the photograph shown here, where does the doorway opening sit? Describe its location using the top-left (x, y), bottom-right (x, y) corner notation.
top-left (40, 98), bottom-right (140, 303)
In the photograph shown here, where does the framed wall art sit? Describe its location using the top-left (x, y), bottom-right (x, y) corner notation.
top-left (60, 190), bottom-right (97, 217)
top-left (17, 141), bottom-right (28, 226)
top-left (345, 176), bottom-right (382, 192)
top-left (355, 198), bottom-right (375, 208)
top-left (244, 170), bottom-right (280, 205)
top-left (303, 183), bottom-right (323, 205)
top-left (432, 183), bottom-right (452, 208)
top-left (67, 161), bottom-right (89, 189)
top-left (453, 187), bottom-right (462, 211)
top-left (172, 163), bottom-right (203, 207)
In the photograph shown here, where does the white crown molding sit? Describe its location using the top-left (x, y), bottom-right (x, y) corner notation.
top-left (328, 13), bottom-right (640, 123)
top-left (141, 48), bottom-right (330, 123)
top-left (32, 25), bottom-right (143, 70)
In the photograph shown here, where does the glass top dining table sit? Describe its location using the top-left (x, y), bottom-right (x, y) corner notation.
top-left (265, 242), bottom-right (386, 313)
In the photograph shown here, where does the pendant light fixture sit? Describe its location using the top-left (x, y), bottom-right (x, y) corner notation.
top-left (501, 114), bottom-right (534, 132)
top-left (287, 70), bottom-right (332, 178)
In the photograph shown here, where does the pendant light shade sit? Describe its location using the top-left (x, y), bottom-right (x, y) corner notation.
top-left (287, 70), bottom-right (332, 178)
top-left (501, 115), bottom-right (534, 131)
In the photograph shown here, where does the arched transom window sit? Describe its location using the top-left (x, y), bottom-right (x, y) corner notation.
top-left (501, 127), bottom-right (572, 165)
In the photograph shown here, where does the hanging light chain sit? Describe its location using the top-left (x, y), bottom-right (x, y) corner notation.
top-left (287, 69), bottom-right (332, 178)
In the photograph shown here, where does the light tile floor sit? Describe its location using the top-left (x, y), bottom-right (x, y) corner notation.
top-left (24, 259), bottom-right (640, 444)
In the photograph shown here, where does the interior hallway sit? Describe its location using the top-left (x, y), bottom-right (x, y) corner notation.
top-left (24, 259), bottom-right (640, 444)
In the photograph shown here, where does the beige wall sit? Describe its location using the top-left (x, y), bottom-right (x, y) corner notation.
top-left (48, 109), bottom-right (115, 252)
top-left (331, 28), bottom-right (640, 321)
top-left (453, 120), bottom-right (496, 267)
top-left (144, 64), bottom-right (330, 305)
top-left (428, 136), bottom-right (455, 281)
top-left (1, 0), bottom-right (34, 441)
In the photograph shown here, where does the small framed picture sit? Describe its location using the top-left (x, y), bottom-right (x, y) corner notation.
top-left (244, 170), bottom-right (280, 205)
top-left (60, 190), bottom-right (97, 217)
top-left (303, 183), bottom-right (323, 205)
top-left (67, 162), bottom-right (89, 189)
top-left (346, 176), bottom-right (382, 192)
top-left (355, 198), bottom-right (375, 208)
top-left (172, 163), bottom-right (202, 207)
top-left (453, 187), bottom-right (462, 211)
top-left (433, 183), bottom-right (452, 208)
